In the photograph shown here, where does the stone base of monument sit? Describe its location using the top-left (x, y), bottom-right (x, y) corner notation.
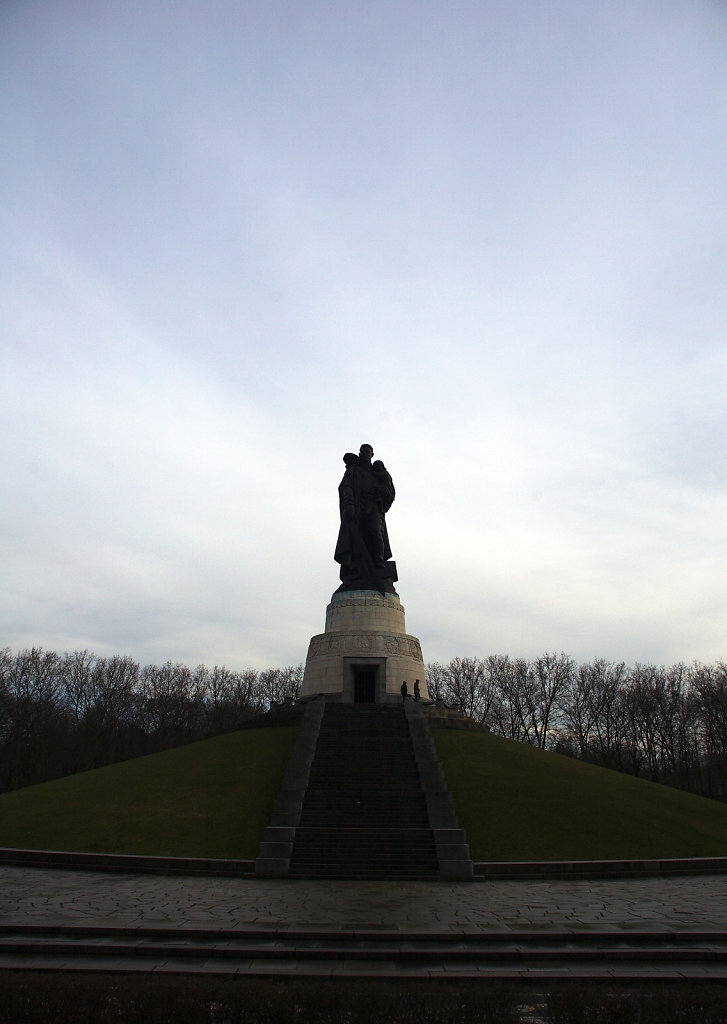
top-left (299, 590), bottom-right (429, 703)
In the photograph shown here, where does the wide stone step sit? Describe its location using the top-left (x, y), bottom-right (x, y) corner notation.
top-left (305, 774), bottom-right (422, 783)
top-left (315, 745), bottom-right (410, 753)
top-left (299, 810), bottom-right (429, 822)
top-left (299, 816), bottom-right (430, 827)
top-left (286, 870), bottom-right (442, 880)
top-left (291, 851), bottom-right (438, 862)
top-left (313, 749), bottom-right (412, 758)
top-left (291, 827), bottom-right (437, 840)
top-left (301, 780), bottom-right (428, 793)
top-left (299, 801), bottom-right (429, 824)
top-left (307, 766), bottom-right (420, 777)
top-left (290, 828), bottom-right (439, 876)
top-left (292, 827), bottom-right (436, 839)
top-left (289, 857), bottom-right (439, 867)
top-left (301, 789), bottom-right (427, 804)
top-left (8, 925), bottom-right (727, 978)
top-left (298, 822), bottom-right (430, 831)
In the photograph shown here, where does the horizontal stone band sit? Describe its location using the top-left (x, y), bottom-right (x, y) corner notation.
top-left (307, 632), bottom-right (423, 661)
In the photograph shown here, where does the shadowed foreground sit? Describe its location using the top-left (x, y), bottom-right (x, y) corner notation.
top-left (3, 973), bottom-right (727, 1024)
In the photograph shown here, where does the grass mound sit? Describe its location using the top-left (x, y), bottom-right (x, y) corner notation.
top-left (0, 726), bottom-right (297, 859)
top-left (434, 727), bottom-right (727, 862)
top-left (5, 717), bottom-right (727, 865)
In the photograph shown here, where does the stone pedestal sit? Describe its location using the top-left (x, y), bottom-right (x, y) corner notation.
top-left (300, 590), bottom-right (429, 703)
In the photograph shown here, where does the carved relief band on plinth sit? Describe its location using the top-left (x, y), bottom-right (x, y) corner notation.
top-left (308, 632), bottom-right (423, 662)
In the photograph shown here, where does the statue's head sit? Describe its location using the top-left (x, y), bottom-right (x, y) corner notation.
top-left (343, 452), bottom-right (358, 466)
top-left (359, 443), bottom-right (374, 462)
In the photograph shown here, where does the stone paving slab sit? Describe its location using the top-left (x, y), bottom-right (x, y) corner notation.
top-left (2, 866), bottom-right (727, 934)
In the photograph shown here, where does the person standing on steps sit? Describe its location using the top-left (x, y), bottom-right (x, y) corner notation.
top-left (413, 680), bottom-right (420, 702)
top-left (401, 680), bottom-right (408, 703)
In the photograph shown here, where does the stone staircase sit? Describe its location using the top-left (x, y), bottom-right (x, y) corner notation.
top-left (256, 697), bottom-right (473, 880)
top-left (288, 704), bottom-right (439, 880)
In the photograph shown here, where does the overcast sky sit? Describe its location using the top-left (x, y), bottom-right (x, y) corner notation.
top-left (2, 0), bottom-right (726, 671)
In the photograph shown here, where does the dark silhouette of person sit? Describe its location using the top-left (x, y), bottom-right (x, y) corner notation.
top-left (401, 680), bottom-right (408, 703)
top-left (414, 680), bottom-right (420, 702)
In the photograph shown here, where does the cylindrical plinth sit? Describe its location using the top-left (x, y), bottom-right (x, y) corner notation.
top-left (300, 590), bottom-right (429, 703)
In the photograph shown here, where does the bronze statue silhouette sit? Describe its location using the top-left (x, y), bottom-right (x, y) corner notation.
top-left (334, 443), bottom-right (398, 595)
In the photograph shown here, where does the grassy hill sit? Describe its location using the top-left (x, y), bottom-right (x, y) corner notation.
top-left (0, 726), bottom-right (297, 859)
top-left (2, 719), bottom-right (727, 863)
top-left (433, 727), bottom-right (727, 862)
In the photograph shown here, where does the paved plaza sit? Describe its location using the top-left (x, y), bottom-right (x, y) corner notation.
top-left (2, 866), bottom-right (726, 933)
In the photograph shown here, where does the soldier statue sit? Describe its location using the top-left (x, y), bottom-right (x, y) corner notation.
top-left (334, 443), bottom-right (398, 595)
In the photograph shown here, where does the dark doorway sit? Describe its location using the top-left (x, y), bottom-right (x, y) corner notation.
top-left (353, 669), bottom-right (376, 703)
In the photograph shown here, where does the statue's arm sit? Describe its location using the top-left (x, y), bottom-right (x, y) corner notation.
top-left (380, 473), bottom-right (395, 513)
top-left (339, 476), bottom-right (356, 522)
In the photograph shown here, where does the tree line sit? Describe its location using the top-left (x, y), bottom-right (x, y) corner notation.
top-left (426, 654), bottom-right (727, 801)
top-left (4, 646), bottom-right (727, 804)
top-left (0, 648), bottom-right (302, 792)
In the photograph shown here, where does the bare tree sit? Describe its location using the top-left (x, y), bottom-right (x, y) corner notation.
top-left (2, 648), bottom-right (67, 786)
top-left (138, 661), bottom-right (203, 742)
top-left (562, 659), bottom-right (629, 767)
top-left (425, 662), bottom-right (448, 702)
top-left (692, 661), bottom-right (727, 798)
top-left (445, 657), bottom-right (494, 721)
top-left (230, 668), bottom-right (262, 718)
top-left (0, 648), bottom-right (13, 743)
top-left (255, 665), bottom-right (303, 709)
top-left (490, 657), bottom-right (533, 743)
top-left (529, 652), bottom-right (574, 748)
top-left (62, 650), bottom-right (97, 725)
